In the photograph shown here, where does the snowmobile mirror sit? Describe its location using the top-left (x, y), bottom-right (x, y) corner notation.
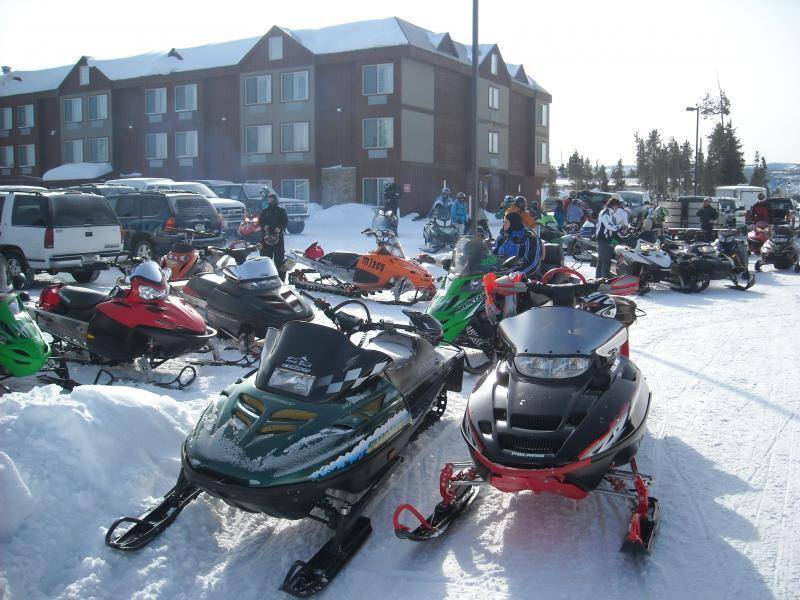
top-left (12, 273), bottom-right (26, 290)
top-left (441, 258), bottom-right (452, 272)
top-left (18, 291), bottom-right (30, 302)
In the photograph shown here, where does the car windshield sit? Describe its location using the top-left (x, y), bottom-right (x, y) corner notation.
top-left (450, 236), bottom-right (498, 276)
top-left (51, 194), bottom-right (118, 226)
top-left (174, 182), bottom-right (217, 197)
top-left (618, 192), bottom-right (642, 206)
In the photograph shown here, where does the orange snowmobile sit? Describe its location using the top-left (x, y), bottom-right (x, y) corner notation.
top-left (288, 228), bottom-right (436, 304)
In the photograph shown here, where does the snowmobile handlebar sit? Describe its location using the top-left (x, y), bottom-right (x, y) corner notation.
top-left (525, 277), bottom-right (609, 298)
top-left (303, 292), bottom-right (419, 336)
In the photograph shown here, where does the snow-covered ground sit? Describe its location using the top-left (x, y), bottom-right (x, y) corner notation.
top-left (1, 204), bottom-right (798, 599)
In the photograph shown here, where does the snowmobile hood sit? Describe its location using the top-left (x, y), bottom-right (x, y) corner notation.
top-left (185, 374), bottom-right (410, 487)
top-left (0, 293), bottom-right (51, 377)
top-left (228, 257), bottom-right (279, 282)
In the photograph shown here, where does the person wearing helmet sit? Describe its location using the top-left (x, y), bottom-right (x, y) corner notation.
top-left (415, 187), bottom-right (453, 221)
top-left (696, 198), bottom-right (719, 240)
top-left (749, 192), bottom-right (770, 224)
top-left (258, 191), bottom-right (289, 280)
top-left (504, 195), bottom-right (537, 229)
top-left (383, 180), bottom-right (402, 214)
top-left (566, 194), bottom-right (585, 227)
top-left (451, 192), bottom-right (468, 236)
top-left (641, 205), bottom-right (669, 242)
top-left (493, 211), bottom-right (544, 276)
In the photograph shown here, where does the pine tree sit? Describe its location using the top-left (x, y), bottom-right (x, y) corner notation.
top-left (749, 151), bottom-right (769, 189)
top-left (611, 159), bottom-right (626, 190)
top-left (594, 164), bottom-right (609, 192)
top-left (566, 151), bottom-right (586, 190)
top-left (547, 165), bottom-right (559, 196)
top-left (680, 141), bottom-right (694, 194)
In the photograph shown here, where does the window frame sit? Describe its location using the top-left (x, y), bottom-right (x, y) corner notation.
top-left (174, 83), bottom-right (198, 112)
top-left (537, 102), bottom-right (549, 127)
top-left (362, 117), bottom-right (394, 150)
top-left (488, 86), bottom-right (500, 110)
top-left (18, 144), bottom-right (35, 167)
top-left (63, 97), bottom-right (83, 124)
top-left (88, 137), bottom-right (109, 163)
top-left (281, 179), bottom-right (309, 201)
top-left (490, 53), bottom-right (498, 76)
top-left (64, 139), bottom-right (84, 164)
top-left (362, 177), bottom-right (395, 206)
top-left (0, 145), bottom-right (14, 168)
top-left (488, 131), bottom-right (500, 155)
top-left (17, 104), bottom-right (34, 129)
top-left (145, 132), bottom-right (168, 160)
top-left (244, 74), bottom-right (272, 105)
top-left (79, 65), bottom-right (90, 85)
top-left (268, 36), bottom-right (284, 61)
top-left (245, 125), bottom-right (273, 155)
top-left (280, 70), bottom-right (309, 103)
top-left (0, 107), bottom-right (11, 131)
top-left (280, 122), bottom-right (310, 153)
top-left (537, 140), bottom-right (549, 165)
top-left (145, 87), bottom-right (167, 115)
top-left (87, 94), bottom-right (108, 121)
top-left (175, 130), bottom-right (198, 158)
top-left (362, 63), bottom-right (394, 96)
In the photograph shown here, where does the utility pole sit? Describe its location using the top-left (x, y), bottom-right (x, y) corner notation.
top-left (686, 105), bottom-right (699, 194)
top-left (470, 0), bottom-right (479, 235)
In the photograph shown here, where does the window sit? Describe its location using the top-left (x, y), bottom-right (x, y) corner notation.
top-left (0, 107), bottom-right (11, 130)
top-left (244, 75), bottom-right (272, 105)
top-left (113, 196), bottom-right (138, 218)
top-left (245, 125), bottom-right (272, 154)
top-left (268, 36), bottom-right (283, 60)
top-left (11, 196), bottom-right (48, 226)
top-left (537, 103), bottom-right (549, 127)
top-left (362, 63), bottom-right (394, 95)
top-left (142, 196), bottom-right (169, 218)
top-left (281, 179), bottom-right (309, 201)
top-left (88, 137), bottom-right (109, 162)
top-left (488, 86), bottom-right (500, 110)
top-left (79, 66), bottom-right (90, 85)
top-left (64, 139), bottom-right (84, 163)
top-left (488, 131), bottom-right (499, 155)
top-left (490, 53), bottom-right (498, 76)
top-left (87, 94), bottom-right (108, 120)
top-left (145, 88), bottom-right (167, 114)
top-left (63, 97), bottom-right (82, 123)
top-left (18, 144), bottom-right (35, 167)
top-left (175, 84), bottom-right (197, 112)
top-left (52, 195), bottom-right (117, 227)
top-left (280, 71), bottom-right (309, 102)
top-left (537, 141), bottom-right (549, 165)
top-left (362, 177), bottom-right (394, 206)
top-left (145, 133), bottom-right (168, 159)
top-left (0, 146), bottom-right (13, 167)
top-left (362, 117), bottom-right (394, 149)
top-left (175, 130), bottom-right (198, 158)
top-left (17, 104), bottom-right (34, 128)
top-left (280, 122), bottom-right (309, 152)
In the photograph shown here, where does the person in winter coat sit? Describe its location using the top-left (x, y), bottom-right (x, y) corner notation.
top-left (641, 205), bottom-right (669, 242)
top-left (566, 197), bottom-right (585, 227)
top-left (552, 201), bottom-right (565, 229)
top-left (451, 193), bottom-right (468, 236)
top-left (527, 198), bottom-right (543, 221)
top-left (696, 198), bottom-right (719, 239)
top-left (258, 191), bottom-right (289, 280)
top-left (595, 196), bottom-right (622, 278)
top-left (749, 193), bottom-right (770, 224)
top-left (383, 181), bottom-right (402, 214)
top-left (493, 211), bottom-right (544, 276)
top-left (504, 196), bottom-right (537, 229)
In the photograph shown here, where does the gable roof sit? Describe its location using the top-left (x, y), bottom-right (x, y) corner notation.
top-left (0, 64), bottom-right (73, 98)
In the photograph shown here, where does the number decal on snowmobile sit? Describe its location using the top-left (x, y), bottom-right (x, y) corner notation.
top-left (360, 256), bottom-right (386, 272)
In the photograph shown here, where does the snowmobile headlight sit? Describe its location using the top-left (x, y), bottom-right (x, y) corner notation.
top-left (639, 242), bottom-right (655, 252)
top-left (466, 278), bottom-right (485, 291)
top-left (772, 236), bottom-right (788, 243)
top-left (514, 356), bottom-right (591, 379)
top-left (697, 245), bottom-right (715, 254)
top-left (137, 285), bottom-right (168, 300)
top-left (268, 367), bottom-right (316, 396)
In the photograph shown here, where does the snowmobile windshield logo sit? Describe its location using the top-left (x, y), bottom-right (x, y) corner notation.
top-left (360, 257), bottom-right (386, 272)
top-left (282, 355), bottom-right (312, 373)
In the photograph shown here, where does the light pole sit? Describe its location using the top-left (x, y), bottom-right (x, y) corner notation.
top-left (470, 0), bottom-right (479, 235)
top-left (685, 106), bottom-right (699, 194)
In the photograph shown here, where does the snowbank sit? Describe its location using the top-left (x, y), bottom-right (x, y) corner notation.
top-left (0, 452), bottom-right (33, 541)
top-left (42, 162), bottom-right (113, 182)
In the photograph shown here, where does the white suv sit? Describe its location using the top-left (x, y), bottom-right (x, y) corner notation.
top-left (0, 190), bottom-right (124, 288)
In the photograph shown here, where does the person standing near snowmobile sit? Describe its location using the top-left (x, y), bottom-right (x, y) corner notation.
top-left (566, 195), bottom-right (585, 227)
top-left (527, 197), bottom-right (543, 221)
top-left (451, 193), bottom-right (468, 236)
top-left (504, 196), bottom-right (537, 230)
top-left (595, 196), bottom-right (622, 278)
top-left (258, 191), bottom-right (289, 281)
top-left (696, 198), bottom-right (719, 240)
top-left (749, 193), bottom-right (770, 224)
top-left (414, 187), bottom-right (453, 221)
top-left (383, 181), bottom-right (402, 215)
top-left (493, 211), bottom-right (543, 276)
top-left (552, 201), bottom-right (565, 229)
top-left (641, 205), bottom-right (669, 242)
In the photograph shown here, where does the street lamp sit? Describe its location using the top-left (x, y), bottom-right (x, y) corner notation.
top-left (686, 106), bottom-right (699, 194)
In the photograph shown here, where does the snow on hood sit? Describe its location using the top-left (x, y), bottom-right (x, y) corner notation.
top-left (43, 162), bottom-right (113, 182)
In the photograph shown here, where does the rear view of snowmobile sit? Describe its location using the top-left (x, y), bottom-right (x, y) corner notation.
top-left (715, 229), bottom-right (756, 288)
top-left (755, 225), bottom-right (800, 272)
top-left (289, 228), bottom-right (436, 305)
top-left (393, 276), bottom-right (660, 555)
top-left (422, 206), bottom-right (459, 253)
top-left (31, 259), bottom-right (214, 388)
top-left (105, 295), bottom-right (464, 597)
top-left (747, 220), bottom-right (770, 254)
top-left (668, 240), bottom-right (751, 292)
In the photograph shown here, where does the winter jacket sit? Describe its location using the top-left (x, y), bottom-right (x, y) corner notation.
top-left (696, 205), bottom-right (719, 225)
top-left (258, 204), bottom-right (289, 242)
top-left (450, 200), bottom-right (467, 224)
top-left (596, 208), bottom-right (620, 240)
top-left (383, 183), bottom-right (402, 213)
top-left (566, 201), bottom-right (584, 224)
top-left (553, 203), bottom-right (565, 229)
top-left (493, 229), bottom-right (543, 276)
top-left (504, 205), bottom-right (537, 229)
top-left (749, 201), bottom-right (770, 223)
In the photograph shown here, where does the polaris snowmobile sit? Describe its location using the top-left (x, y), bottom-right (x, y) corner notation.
top-left (715, 228), bottom-right (756, 288)
top-left (0, 257), bottom-right (51, 391)
top-left (289, 228), bottom-right (436, 305)
top-left (158, 228), bottom-right (226, 282)
top-left (371, 207), bottom-right (398, 234)
top-left (31, 259), bottom-right (215, 389)
top-left (105, 294), bottom-right (465, 597)
top-left (421, 206), bottom-right (459, 253)
top-left (393, 275), bottom-right (660, 555)
top-left (755, 225), bottom-right (800, 272)
top-left (614, 238), bottom-right (674, 294)
top-left (747, 220), bottom-right (770, 254)
top-left (666, 239), bottom-right (751, 292)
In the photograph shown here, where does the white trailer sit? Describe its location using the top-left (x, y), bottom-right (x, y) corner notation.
top-left (715, 185), bottom-right (767, 211)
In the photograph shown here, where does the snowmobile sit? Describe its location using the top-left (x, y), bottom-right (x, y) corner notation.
top-left (392, 275), bottom-right (660, 555)
top-left (371, 207), bottom-right (398, 234)
top-left (715, 229), bottom-right (756, 288)
top-left (31, 259), bottom-right (215, 389)
top-left (421, 206), bottom-right (459, 253)
top-left (666, 239), bottom-right (751, 292)
top-left (172, 244), bottom-right (314, 363)
top-left (747, 220), bottom-right (770, 254)
top-left (288, 228), bottom-right (436, 305)
top-left (237, 214), bottom-right (263, 244)
top-left (537, 213), bottom-right (563, 244)
top-left (560, 223), bottom-right (597, 262)
top-left (614, 238), bottom-right (674, 294)
top-left (0, 257), bottom-right (51, 391)
top-left (105, 294), bottom-right (465, 597)
top-left (755, 225), bottom-right (800, 272)
top-left (159, 228), bottom-right (224, 281)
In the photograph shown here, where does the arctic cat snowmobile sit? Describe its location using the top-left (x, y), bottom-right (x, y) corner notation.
top-left (0, 257), bottom-right (51, 391)
top-left (664, 238), bottom-right (753, 292)
top-left (393, 274), bottom-right (660, 555)
top-left (31, 259), bottom-right (215, 389)
top-left (105, 295), bottom-right (464, 597)
top-left (421, 212), bottom-right (460, 253)
top-left (288, 228), bottom-right (436, 305)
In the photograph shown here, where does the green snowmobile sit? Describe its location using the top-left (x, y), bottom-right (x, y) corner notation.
top-left (0, 257), bottom-right (50, 389)
top-left (105, 294), bottom-right (464, 597)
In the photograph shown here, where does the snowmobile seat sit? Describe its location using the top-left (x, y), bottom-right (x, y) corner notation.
top-left (57, 286), bottom-right (110, 309)
top-left (365, 331), bottom-right (415, 368)
top-left (320, 251), bottom-right (361, 270)
top-left (367, 331), bottom-right (442, 396)
top-left (190, 273), bottom-right (226, 297)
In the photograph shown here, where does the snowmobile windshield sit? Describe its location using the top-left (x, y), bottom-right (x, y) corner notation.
top-left (255, 321), bottom-right (391, 402)
top-left (499, 306), bottom-right (624, 357)
top-left (228, 257), bottom-right (281, 290)
top-left (128, 261), bottom-right (165, 285)
top-left (450, 236), bottom-right (498, 276)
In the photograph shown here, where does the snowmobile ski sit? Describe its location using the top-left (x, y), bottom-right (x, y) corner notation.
top-left (105, 473), bottom-right (201, 551)
top-left (394, 484), bottom-right (479, 541)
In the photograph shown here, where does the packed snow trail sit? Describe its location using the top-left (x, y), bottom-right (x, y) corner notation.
top-left (0, 204), bottom-right (797, 599)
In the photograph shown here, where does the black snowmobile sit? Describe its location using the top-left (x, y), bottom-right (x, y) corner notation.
top-left (421, 205), bottom-right (459, 253)
top-left (393, 277), bottom-right (660, 554)
top-left (755, 225), bottom-right (800, 272)
top-left (105, 295), bottom-right (464, 597)
top-left (664, 239), bottom-right (748, 292)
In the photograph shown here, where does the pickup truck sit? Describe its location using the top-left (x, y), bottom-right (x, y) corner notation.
top-left (209, 183), bottom-right (309, 234)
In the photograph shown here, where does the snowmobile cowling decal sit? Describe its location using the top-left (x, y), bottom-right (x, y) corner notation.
top-left (313, 361), bottom-right (390, 395)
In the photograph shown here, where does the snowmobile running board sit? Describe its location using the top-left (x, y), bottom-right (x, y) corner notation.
top-left (289, 272), bottom-right (432, 306)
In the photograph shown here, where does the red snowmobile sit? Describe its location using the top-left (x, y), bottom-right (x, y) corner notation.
top-left (393, 268), bottom-right (660, 554)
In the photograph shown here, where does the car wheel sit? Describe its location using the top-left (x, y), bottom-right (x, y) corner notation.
top-left (133, 238), bottom-right (156, 260)
top-left (3, 250), bottom-right (33, 289)
top-left (71, 268), bottom-right (101, 284)
top-left (286, 221), bottom-right (305, 235)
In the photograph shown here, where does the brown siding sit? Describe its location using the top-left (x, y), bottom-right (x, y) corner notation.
top-left (508, 90), bottom-right (530, 175)
top-left (59, 63), bottom-right (112, 96)
top-left (112, 86), bottom-right (143, 174)
top-left (316, 62), bottom-right (356, 167)
top-left (202, 74), bottom-right (240, 180)
top-left (239, 30), bottom-right (315, 73)
top-left (434, 67), bottom-right (469, 167)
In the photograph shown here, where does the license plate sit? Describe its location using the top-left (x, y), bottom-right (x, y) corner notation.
top-left (195, 224), bottom-right (205, 232)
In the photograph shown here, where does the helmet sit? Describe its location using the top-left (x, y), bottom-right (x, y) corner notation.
top-left (456, 192), bottom-right (466, 200)
top-left (569, 191), bottom-right (577, 199)
top-left (655, 206), bottom-right (669, 220)
top-left (514, 195), bottom-right (526, 208)
top-left (267, 192), bottom-right (279, 203)
top-left (259, 187), bottom-right (269, 197)
top-left (757, 192), bottom-right (765, 200)
top-left (263, 226), bottom-right (280, 245)
top-left (384, 181), bottom-right (393, 189)
top-left (442, 187), bottom-right (451, 195)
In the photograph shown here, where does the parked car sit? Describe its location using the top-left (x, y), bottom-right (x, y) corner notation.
top-left (0, 189), bottom-right (124, 287)
top-left (105, 177), bottom-right (175, 191)
top-left (0, 185), bottom-right (48, 193)
top-left (143, 181), bottom-right (245, 237)
top-left (576, 190), bottom-right (615, 217)
top-left (62, 183), bottom-right (136, 198)
top-left (617, 191), bottom-right (651, 221)
top-left (717, 197), bottom-right (747, 228)
top-left (107, 191), bottom-right (225, 259)
top-left (209, 183), bottom-right (309, 234)
top-left (765, 197), bottom-right (798, 228)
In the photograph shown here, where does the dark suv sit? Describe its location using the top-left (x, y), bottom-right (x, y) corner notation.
top-left (765, 197), bottom-right (798, 228)
top-left (107, 191), bottom-right (224, 259)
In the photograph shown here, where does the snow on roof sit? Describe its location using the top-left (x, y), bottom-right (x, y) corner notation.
top-left (0, 65), bottom-right (73, 98)
top-left (43, 162), bottom-right (113, 182)
top-left (288, 17), bottom-right (408, 54)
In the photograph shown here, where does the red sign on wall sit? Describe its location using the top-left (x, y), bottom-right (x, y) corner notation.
top-left (403, 183), bottom-right (411, 193)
